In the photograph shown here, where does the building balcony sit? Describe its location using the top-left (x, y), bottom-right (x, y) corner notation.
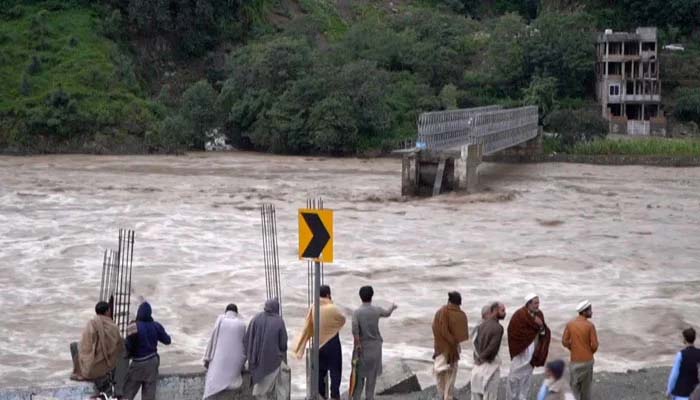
top-left (616, 94), bottom-right (661, 102)
top-left (601, 54), bottom-right (640, 62)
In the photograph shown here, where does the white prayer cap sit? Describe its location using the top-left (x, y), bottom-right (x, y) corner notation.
top-left (524, 293), bottom-right (538, 303)
top-left (577, 300), bottom-right (592, 313)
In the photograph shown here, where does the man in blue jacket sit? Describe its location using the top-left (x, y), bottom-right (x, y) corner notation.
top-left (667, 327), bottom-right (700, 400)
top-left (123, 301), bottom-right (171, 400)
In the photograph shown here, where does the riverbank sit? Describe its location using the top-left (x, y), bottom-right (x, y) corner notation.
top-left (484, 153), bottom-right (700, 166)
top-left (375, 367), bottom-right (669, 400)
top-left (0, 365), bottom-right (670, 400)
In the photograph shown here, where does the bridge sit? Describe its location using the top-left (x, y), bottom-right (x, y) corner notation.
top-left (401, 105), bottom-right (539, 196)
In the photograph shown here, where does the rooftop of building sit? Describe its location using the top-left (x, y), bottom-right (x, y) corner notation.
top-left (597, 27), bottom-right (657, 43)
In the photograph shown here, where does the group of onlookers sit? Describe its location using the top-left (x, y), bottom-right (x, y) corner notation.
top-left (70, 290), bottom-right (700, 400)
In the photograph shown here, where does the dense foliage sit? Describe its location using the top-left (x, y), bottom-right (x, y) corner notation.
top-left (1, 0), bottom-right (698, 154)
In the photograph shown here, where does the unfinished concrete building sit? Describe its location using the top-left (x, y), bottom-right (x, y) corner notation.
top-left (595, 27), bottom-right (666, 136)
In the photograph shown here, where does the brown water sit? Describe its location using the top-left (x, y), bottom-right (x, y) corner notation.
top-left (0, 153), bottom-right (699, 395)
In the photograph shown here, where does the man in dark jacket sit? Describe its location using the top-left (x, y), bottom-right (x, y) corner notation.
top-left (471, 302), bottom-right (506, 400)
top-left (667, 327), bottom-right (700, 400)
top-left (123, 302), bottom-right (171, 400)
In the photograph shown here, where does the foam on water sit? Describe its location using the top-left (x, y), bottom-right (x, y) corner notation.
top-left (0, 154), bottom-right (699, 397)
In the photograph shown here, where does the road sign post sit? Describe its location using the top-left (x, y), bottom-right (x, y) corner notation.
top-left (299, 208), bottom-right (333, 400)
top-left (311, 260), bottom-right (321, 400)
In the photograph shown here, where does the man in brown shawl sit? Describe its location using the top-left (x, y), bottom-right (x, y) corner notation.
top-left (432, 291), bottom-right (469, 400)
top-left (506, 293), bottom-right (551, 400)
top-left (70, 301), bottom-right (124, 395)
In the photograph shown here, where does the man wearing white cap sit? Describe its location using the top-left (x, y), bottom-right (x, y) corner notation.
top-left (507, 294), bottom-right (551, 400)
top-left (562, 300), bottom-right (598, 400)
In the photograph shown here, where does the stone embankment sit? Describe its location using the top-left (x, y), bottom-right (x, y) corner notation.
top-left (1, 362), bottom-right (670, 400)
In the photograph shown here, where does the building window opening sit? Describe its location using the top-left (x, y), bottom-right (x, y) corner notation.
top-left (609, 84), bottom-right (620, 96)
top-left (608, 62), bottom-right (622, 75)
top-left (627, 81), bottom-right (634, 95)
top-left (624, 42), bottom-right (639, 55)
top-left (609, 104), bottom-right (622, 116)
top-left (626, 104), bottom-right (641, 120)
top-left (608, 42), bottom-right (622, 55)
top-left (642, 42), bottom-right (656, 52)
top-left (644, 105), bottom-right (658, 120)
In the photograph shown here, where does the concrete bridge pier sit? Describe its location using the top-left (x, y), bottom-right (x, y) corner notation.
top-left (455, 143), bottom-right (483, 193)
top-left (401, 143), bottom-right (483, 197)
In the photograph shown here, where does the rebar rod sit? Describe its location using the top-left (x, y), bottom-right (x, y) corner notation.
top-left (100, 249), bottom-right (108, 300)
top-left (115, 230), bottom-right (123, 336)
top-left (261, 205), bottom-right (270, 300)
top-left (126, 230), bottom-right (134, 330)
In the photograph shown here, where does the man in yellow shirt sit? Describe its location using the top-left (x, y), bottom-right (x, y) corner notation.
top-left (293, 285), bottom-right (346, 400)
top-left (562, 300), bottom-right (599, 400)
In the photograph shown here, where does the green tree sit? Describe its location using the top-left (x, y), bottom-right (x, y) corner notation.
top-left (524, 11), bottom-right (595, 98)
top-left (675, 88), bottom-right (700, 124)
top-left (309, 96), bottom-right (358, 154)
top-left (180, 80), bottom-right (219, 150)
top-left (522, 75), bottom-right (557, 120)
top-left (481, 13), bottom-right (528, 94)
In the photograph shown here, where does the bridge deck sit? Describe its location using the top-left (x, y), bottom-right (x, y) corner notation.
top-left (416, 105), bottom-right (538, 155)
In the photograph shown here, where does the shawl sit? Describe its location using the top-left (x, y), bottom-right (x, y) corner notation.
top-left (293, 297), bottom-right (346, 359)
top-left (507, 306), bottom-right (551, 367)
top-left (432, 303), bottom-right (469, 364)
top-left (202, 311), bottom-right (247, 399)
top-left (244, 299), bottom-right (288, 384)
top-left (78, 315), bottom-right (124, 380)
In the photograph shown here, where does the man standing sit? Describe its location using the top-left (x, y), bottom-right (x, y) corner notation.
top-left (471, 302), bottom-right (506, 400)
top-left (536, 360), bottom-right (575, 400)
top-left (432, 291), bottom-right (469, 400)
top-left (202, 304), bottom-right (247, 400)
top-left (666, 327), bottom-right (700, 400)
top-left (352, 286), bottom-right (397, 400)
top-left (562, 300), bottom-right (598, 400)
top-left (293, 285), bottom-right (346, 400)
top-left (123, 301), bottom-right (172, 400)
top-left (507, 294), bottom-right (551, 400)
top-left (244, 298), bottom-right (288, 399)
top-left (70, 301), bottom-right (124, 396)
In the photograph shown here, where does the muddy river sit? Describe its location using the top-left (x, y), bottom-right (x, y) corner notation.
top-left (0, 153), bottom-right (698, 395)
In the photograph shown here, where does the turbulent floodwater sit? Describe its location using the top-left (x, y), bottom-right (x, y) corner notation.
top-left (1, 153), bottom-right (699, 396)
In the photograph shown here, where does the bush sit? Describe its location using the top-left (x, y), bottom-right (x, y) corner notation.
top-left (26, 54), bottom-right (41, 75)
top-left (675, 88), bottom-right (700, 124)
top-left (180, 80), bottom-right (220, 150)
top-left (545, 108), bottom-right (607, 148)
top-left (151, 115), bottom-right (190, 154)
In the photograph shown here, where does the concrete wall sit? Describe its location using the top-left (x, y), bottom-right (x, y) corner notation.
top-left (0, 366), bottom-right (291, 400)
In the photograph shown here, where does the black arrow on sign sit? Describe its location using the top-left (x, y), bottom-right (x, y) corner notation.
top-left (302, 212), bottom-right (331, 259)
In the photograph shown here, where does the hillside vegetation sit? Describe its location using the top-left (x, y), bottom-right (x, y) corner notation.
top-left (0, 0), bottom-right (699, 154)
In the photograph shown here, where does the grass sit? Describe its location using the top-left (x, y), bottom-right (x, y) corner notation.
top-left (0, 4), bottom-right (155, 136)
top-left (297, 0), bottom-right (348, 40)
top-left (571, 137), bottom-right (700, 157)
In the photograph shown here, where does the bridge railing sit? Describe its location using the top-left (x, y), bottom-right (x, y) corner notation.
top-left (417, 105), bottom-right (502, 150)
top-left (416, 105), bottom-right (538, 155)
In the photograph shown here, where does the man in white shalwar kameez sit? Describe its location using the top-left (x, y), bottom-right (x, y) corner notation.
top-left (202, 304), bottom-right (247, 400)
